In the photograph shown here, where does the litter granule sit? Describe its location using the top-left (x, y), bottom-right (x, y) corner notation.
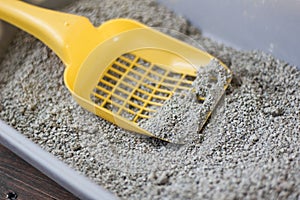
top-left (139, 59), bottom-right (232, 144)
top-left (0, 0), bottom-right (299, 199)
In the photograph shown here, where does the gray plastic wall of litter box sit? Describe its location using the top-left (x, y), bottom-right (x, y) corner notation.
top-left (0, 21), bottom-right (17, 62)
top-left (0, 120), bottom-right (118, 200)
top-left (158, 0), bottom-right (300, 68)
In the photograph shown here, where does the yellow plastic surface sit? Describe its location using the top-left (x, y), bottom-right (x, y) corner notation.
top-left (0, 0), bottom-right (232, 141)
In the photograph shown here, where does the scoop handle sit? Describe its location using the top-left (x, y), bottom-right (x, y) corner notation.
top-left (0, 0), bottom-right (94, 65)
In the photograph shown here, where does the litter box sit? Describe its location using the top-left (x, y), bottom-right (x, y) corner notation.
top-left (1, 1), bottom-right (299, 199)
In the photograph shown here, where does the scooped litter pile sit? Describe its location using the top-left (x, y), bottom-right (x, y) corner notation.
top-left (139, 59), bottom-right (231, 143)
top-left (0, 0), bottom-right (299, 199)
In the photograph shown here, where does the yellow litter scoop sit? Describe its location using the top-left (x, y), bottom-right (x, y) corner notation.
top-left (0, 0), bottom-right (231, 142)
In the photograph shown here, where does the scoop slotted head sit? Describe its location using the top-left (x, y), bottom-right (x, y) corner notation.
top-left (0, 0), bottom-right (232, 143)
